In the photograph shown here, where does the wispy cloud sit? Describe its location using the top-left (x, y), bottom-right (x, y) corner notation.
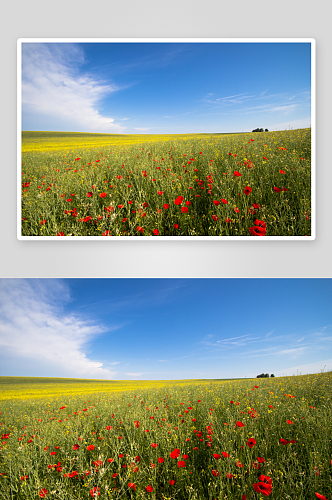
top-left (134, 127), bottom-right (150, 132)
top-left (22, 43), bottom-right (125, 133)
top-left (125, 372), bottom-right (145, 377)
top-left (0, 279), bottom-right (119, 378)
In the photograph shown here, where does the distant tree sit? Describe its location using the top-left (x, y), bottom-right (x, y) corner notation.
top-left (257, 373), bottom-right (270, 378)
top-left (252, 128), bottom-right (267, 133)
top-left (265, 129), bottom-right (269, 132)
top-left (270, 374), bottom-right (275, 377)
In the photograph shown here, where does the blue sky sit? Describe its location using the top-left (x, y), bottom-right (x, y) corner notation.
top-left (0, 278), bottom-right (330, 380)
top-left (21, 41), bottom-right (312, 134)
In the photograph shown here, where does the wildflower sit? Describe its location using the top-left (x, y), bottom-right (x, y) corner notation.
top-left (39, 489), bottom-right (48, 498)
top-left (315, 493), bottom-right (329, 500)
top-left (163, 204), bottom-right (169, 209)
top-left (90, 487), bottom-right (100, 497)
top-left (227, 473), bottom-right (234, 478)
top-left (234, 171), bottom-right (242, 177)
top-left (178, 461), bottom-right (186, 468)
top-left (87, 192), bottom-right (93, 197)
top-left (212, 215), bottom-right (219, 221)
top-left (253, 203), bottom-right (260, 209)
top-left (221, 199), bottom-right (228, 204)
top-left (142, 171), bottom-right (147, 177)
top-left (173, 224), bottom-right (179, 229)
top-left (236, 421), bottom-right (245, 427)
top-left (257, 457), bottom-right (266, 463)
top-left (146, 485), bottom-right (153, 492)
top-left (249, 226), bottom-right (266, 236)
top-left (158, 457), bottom-right (164, 463)
top-left (151, 443), bottom-right (158, 448)
top-left (222, 452), bottom-right (230, 458)
top-left (213, 200), bottom-right (220, 206)
top-left (128, 483), bottom-right (136, 490)
top-left (253, 482), bottom-right (272, 496)
top-left (87, 445), bottom-right (95, 451)
top-left (213, 454), bottom-right (222, 460)
top-left (152, 229), bottom-right (159, 236)
top-left (279, 170), bottom-right (285, 174)
top-left (181, 207), bottom-right (188, 213)
top-left (170, 449), bottom-right (181, 459)
top-left (233, 207), bottom-right (240, 213)
top-left (157, 191), bottom-right (163, 195)
top-left (73, 444), bottom-right (79, 450)
top-left (225, 218), bottom-right (231, 223)
top-left (287, 420), bottom-right (294, 424)
top-left (247, 438), bottom-right (256, 448)
top-left (169, 480), bottom-right (175, 485)
top-left (137, 226), bottom-right (144, 234)
top-left (99, 193), bottom-right (107, 198)
top-left (57, 232), bottom-right (64, 236)
top-left (243, 186), bottom-right (252, 195)
top-left (273, 186), bottom-right (281, 192)
top-left (174, 196), bottom-right (184, 205)
top-left (212, 470), bottom-right (219, 476)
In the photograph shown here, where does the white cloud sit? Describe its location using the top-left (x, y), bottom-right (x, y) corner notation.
top-left (0, 279), bottom-right (117, 379)
top-left (125, 372), bottom-right (145, 377)
top-left (134, 127), bottom-right (150, 132)
top-left (22, 43), bottom-right (125, 133)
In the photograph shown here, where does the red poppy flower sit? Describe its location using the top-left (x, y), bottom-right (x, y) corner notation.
top-left (212, 470), bottom-right (219, 476)
top-left (273, 186), bottom-right (281, 192)
top-left (174, 224), bottom-right (179, 229)
top-left (282, 187), bottom-right (288, 191)
top-left (170, 449), bottom-right (181, 459)
top-left (257, 457), bottom-right (266, 463)
top-left (247, 438), bottom-right (256, 448)
top-left (152, 229), bottom-right (159, 236)
top-left (163, 204), bottom-right (169, 209)
top-left (225, 218), bottom-right (231, 223)
top-left (157, 191), bottom-right (163, 195)
top-left (249, 226), bottom-right (266, 236)
top-left (280, 438), bottom-right (289, 445)
top-left (212, 215), bottom-right (219, 221)
top-left (158, 457), bottom-right (164, 463)
top-left (213, 200), bottom-right (220, 206)
top-left (174, 196), bottom-right (184, 205)
top-left (128, 483), bottom-right (136, 490)
top-left (146, 486), bottom-right (153, 492)
top-left (213, 453), bottom-right (221, 459)
top-left (236, 461), bottom-right (243, 467)
top-left (87, 192), bottom-right (93, 197)
top-left (315, 493), bottom-right (329, 500)
top-left (234, 171), bottom-right (242, 177)
top-left (143, 202), bottom-right (148, 208)
top-left (253, 482), bottom-right (272, 496)
top-left (252, 203), bottom-right (260, 209)
top-left (137, 226), bottom-right (144, 234)
top-left (279, 170), bottom-right (285, 174)
top-left (87, 445), bottom-right (95, 451)
top-left (236, 421), bottom-right (245, 427)
top-left (287, 420), bottom-right (294, 424)
top-left (178, 461), bottom-right (186, 468)
top-left (39, 489), bottom-right (48, 498)
top-left (151, 443), bottom-right (158, 448)
top-left (142, 171), bottom-right (147, 177)
top-left (181, 207), bottom-right (188, 213)
top-left (222, 452), bottom-right (230, 458)
top-left (243, 186), bottom-right (252, 195)
top-left (169, 480), bottom-right (175, 485)
top-left (254, 219), bottom-right (266, 228)
top-left (220, 199), bottom-right (228, 204)
top-left (73, 444), bottom-right (79, 450)
top-left (233, 207), bottom-right (240, 213)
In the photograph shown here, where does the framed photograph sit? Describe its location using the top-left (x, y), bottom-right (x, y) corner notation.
top-left (17, 39), bottom-right (315, 240)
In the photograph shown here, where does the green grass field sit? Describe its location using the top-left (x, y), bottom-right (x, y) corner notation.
top-left (20, 129), bottom-right (311, 237)
top-left (0, 373), bottom-right (330, 499)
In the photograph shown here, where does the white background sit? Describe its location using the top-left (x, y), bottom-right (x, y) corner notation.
top-left (1, 0), bottom-right (331, 278)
